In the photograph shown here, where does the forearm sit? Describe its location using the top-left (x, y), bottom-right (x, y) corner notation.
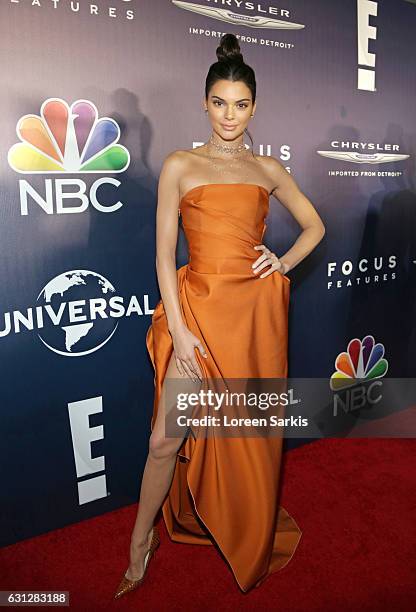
top-left (279, 225), bottom-right (325, 274)
top-left (155, 255), bottom-right (186, 334)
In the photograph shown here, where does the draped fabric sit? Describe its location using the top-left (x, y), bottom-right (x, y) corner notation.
top-left (146, 183), bottom-right (302, 592)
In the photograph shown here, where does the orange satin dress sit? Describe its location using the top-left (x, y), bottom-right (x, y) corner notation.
top-left (145, 183), bottom-right (302, 592)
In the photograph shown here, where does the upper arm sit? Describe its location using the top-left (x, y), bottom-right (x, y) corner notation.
top-left (265, 156), bottom-right (325, 234)
top-left (155, 151), bottom-right (185, 260)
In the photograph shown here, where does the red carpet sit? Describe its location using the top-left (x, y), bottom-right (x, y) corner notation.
top-left (1, 438), bottom-right (415, 611)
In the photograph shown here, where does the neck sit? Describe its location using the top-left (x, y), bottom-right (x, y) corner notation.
top-left (208, 132), bottom-right (248, 159)
top-left (210, 131), bottom-right (244, 148)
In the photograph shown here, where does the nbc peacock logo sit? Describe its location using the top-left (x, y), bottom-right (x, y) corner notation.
top-left (330, 335), bottom-right (388, 391)
top-left (8, 98), bottom-right (130, 174)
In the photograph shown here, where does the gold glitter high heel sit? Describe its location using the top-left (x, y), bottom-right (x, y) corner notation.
top-left (114, 526), bottom-right (160, 599)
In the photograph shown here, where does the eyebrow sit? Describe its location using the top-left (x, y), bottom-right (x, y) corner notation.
top-left (211, 95), bottom-right (251, 102)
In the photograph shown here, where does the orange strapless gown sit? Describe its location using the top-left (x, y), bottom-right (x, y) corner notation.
top-left (146, 183), bottom-right (302, 592)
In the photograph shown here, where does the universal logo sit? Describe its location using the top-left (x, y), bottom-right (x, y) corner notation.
top-left (317, 140), bottom-right (409, 166)
top-left (8, 98), bottom-right (131, 215)
top-left (172, 0), bottom-right (305, 30)
top-left (327, 256), bottom-right (397, 290)
top-left (9, 0), bottom-right (135, 21)
top-left (0, 269), bottom-right (153, 357)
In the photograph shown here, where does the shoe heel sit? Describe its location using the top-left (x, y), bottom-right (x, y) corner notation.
top-left (113, 525), bottom-right (160, 600)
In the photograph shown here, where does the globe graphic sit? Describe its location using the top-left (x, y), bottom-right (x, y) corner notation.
top-left (36, 270), bottom-right (118, 356)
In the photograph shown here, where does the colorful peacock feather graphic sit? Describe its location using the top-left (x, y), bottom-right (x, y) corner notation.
top-left (8, 98), bottom-right (130, 174)
top-left (330, 335), bottom-right (388, 391)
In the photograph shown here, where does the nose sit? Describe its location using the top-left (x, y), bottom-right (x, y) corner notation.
top-left (225, 105), bottom-right (235, 120)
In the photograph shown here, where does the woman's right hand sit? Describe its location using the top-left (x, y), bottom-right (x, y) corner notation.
top-left (170, 325), bottom-right (207, 382)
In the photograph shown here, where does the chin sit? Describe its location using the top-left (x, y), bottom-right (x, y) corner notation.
top-left (219, 128), bottom-right (242, 138)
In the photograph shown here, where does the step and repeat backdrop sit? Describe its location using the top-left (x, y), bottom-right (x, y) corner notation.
top-left (1, 0), bottom-right (415, 546)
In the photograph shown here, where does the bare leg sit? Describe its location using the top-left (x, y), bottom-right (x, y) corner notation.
top-left (125, 351), bottom-right (199, 580)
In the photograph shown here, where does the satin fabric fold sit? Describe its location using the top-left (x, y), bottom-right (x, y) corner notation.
top-left (146, 183), bottom-right (302, 592)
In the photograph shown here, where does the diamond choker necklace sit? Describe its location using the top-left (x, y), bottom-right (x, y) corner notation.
top-left (209, 134), bottom-right (247, 154)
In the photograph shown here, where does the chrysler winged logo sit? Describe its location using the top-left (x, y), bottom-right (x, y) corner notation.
top-left (317, 151), bottom-right (410, 164)
top-left (172, 0), bottom-right (305, 30)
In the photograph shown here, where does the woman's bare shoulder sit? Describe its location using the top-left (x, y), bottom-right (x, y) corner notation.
top-left (254, 153), bottom-right (289, 182)
top-left (161, 147), bottom-right (208, 182)
top-left (165, 145), bottom-right (207, 159)
top-left (161, 146), bottom-right (206, 170)
top-left (254, 153), bottom-right (283, 170)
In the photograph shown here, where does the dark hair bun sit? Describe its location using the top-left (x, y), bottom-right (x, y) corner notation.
top-left (216, 33), bottom-right (244, 64)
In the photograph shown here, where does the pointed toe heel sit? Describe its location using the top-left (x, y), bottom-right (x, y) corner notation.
top-left (114, 525), bottom-right (160, 600)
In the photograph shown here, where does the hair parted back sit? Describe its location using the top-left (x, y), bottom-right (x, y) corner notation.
top-left (205, 33), bottom-right (256, 104)
top-left (205, 33), bottom-right (256, 149)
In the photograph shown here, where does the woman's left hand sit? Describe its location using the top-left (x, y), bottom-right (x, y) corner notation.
top-left (252, 244), bottom-right (288, 278)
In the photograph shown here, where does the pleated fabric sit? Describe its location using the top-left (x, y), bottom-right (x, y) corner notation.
top-left (146, 183), bottom-right (302, 592)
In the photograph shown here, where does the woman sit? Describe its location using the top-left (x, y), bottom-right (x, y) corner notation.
top-left (115, 32), bottom-right (325, 598)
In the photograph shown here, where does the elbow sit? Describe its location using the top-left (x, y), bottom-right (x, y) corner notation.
top-left (311, 222), bottom-right (325, 248)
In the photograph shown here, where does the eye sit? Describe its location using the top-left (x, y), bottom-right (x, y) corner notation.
top-left (212, 101), bottom-right (248, 108)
